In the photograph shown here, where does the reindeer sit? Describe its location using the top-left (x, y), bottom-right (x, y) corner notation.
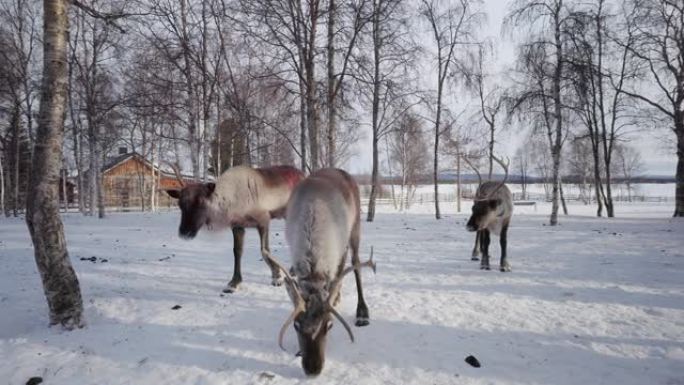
top-left (164, 164), bottom-right (304, 292)
top-left (464, 155), bottom-right (514, 272)
top-left (261, 168), bottom-right (375, 376)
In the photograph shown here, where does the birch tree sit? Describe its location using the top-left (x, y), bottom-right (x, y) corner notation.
top-left (621, 0), bottom-right (684, 217)
top-left (420, 0), bottom-right (479, 219)
top-left (26, 0), bottom-right (84, 329)
top-left (508, 0), bottom-right (573, 225)
top-left (354, 0), bottom-right (417, 221)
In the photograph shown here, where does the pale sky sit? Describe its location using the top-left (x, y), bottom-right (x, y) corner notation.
top-left (346, 0), bottom-right (677, 177)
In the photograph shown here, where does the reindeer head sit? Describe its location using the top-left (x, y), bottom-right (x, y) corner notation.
top-left (464, 155), bottom-right (509, 232)
top-left (263, 250), bottom-right (375, 376)
top-left (292, 292), bottom-right (335, 376)
top-left (467, 198), bottom-right (501, 232)
top-left (165, 183), bottom-right (216, 239)
top-left (163, 162), bottom-right (216, 239)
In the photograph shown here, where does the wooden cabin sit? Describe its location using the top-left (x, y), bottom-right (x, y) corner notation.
top-left (99, 151), bottom-right (193, 210)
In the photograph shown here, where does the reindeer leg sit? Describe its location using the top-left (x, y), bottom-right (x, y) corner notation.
top-left (257, 222), bottom-right (283, 287)
top-left (350, 222), bottom-right (370, 327)
top-left (471, 231), bottom-right (481, 261)
top-left (480, 229), bottom-right (491, 270)
top-left (224, 226), bottom-right (245, 293)
top-left (499, 220), bottom-right (511, 272)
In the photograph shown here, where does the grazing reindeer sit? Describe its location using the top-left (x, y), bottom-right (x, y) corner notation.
top-left (262, 168), bottom-right (375, 376)
top-left (464, 156), bottom-right (513, 272)
top-left (165, 164), bottom-right (304, 292)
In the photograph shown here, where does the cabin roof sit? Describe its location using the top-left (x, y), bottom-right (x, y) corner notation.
top-left (101, 152), bottom-right (195, 180)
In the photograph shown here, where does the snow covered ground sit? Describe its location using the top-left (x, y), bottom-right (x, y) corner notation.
top-left (1, 201), bottom-right (683, 385)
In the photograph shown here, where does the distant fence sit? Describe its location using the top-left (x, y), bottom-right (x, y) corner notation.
top-left (360, 188), bottom-right (673, 206)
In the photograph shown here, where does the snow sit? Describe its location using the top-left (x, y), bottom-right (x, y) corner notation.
top-left (1, 201), bottom-right (683, 385)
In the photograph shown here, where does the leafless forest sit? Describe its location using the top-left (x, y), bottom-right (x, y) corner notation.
top-left (2, 0), bottom-right (683, 225)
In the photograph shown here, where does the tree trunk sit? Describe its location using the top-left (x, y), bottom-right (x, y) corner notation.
top-left (549, 0), bottom-right (563, 226)
top-left (591, 144), bottom-right (604, 217)
top-left (367, 137), bottom-right (379, 222)
top-left (675, 120), bottom-right (684, 217)
top-left (603, 166), bottom-right (614, 217)
top-left (0, 151), bottom-right (5, 215)
top-left (456, 149), bottom-right (462, 213)
top-left (11, 102), bottom-right (22, 217)
top-left (367, 7), bottom-right (381, 222)
top-left (97, 149), bottom-right (104, 218)
top-left (385, 136), bottom-right (397, 209)
top-left (26, 0), bottom-right (84, 329)
top-left (559, 177), bottom-right (568, 215)
top-left (326, 0), bottom-right (336, 168)
top-left (180, 0), bottom-right (200, 181)
top-left (306, 72), bottom-right (319, 171)
top-left (87, 127), bottom-right (97, 216)
top-left (433, 83), bottom-right (443, 220)
top-left (61, 164), bottom-right (67, 212)
top-left (299, 89), bottom-right (308, 172)
top-left (488, 125), bottom-right (494, 180)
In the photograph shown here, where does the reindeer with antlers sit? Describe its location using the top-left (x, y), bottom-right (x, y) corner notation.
top-left (464, 155), bottom-right (514, 272)
top-left (262, 168), bottom-right (375, 376)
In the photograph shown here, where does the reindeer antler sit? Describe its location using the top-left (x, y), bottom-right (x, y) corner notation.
top-left (492, 154), bottom-right (510, 186)
top-left (261, 250), bottom-right (306, 351)
top-left (265, 248), bottom-right (376, 349)
top-left (325, 247), bottom-right (377, 343)
top-left (462, 155), bottom-right (483, 186)
top-left (475, 154), bottom-right (510, 201)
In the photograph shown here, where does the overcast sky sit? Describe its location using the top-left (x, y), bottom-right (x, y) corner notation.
top-left (347, 0), bottom-right (676, 177)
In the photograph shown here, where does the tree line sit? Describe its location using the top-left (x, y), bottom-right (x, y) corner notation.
top-left (1, 0), bottom-right (683, 228)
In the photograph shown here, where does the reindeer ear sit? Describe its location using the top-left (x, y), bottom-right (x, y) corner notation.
top-left (205, 183), bottom-right (216, 196)
top-left (165, 189), bottom-right (181, 199)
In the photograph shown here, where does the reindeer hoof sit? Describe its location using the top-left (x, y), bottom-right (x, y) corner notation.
top-left (355, 317), bottom-right (370, 327)
top-left (480, 265), bottom-right (491, 270)
top-left (471, 256), bottom-right (480, 261)
top-left (223, 282), bottom-right (240, 293)
top-left (500, 264), bottom-right (511, 272)
top-left (271, 277), bottom-right (284, 287)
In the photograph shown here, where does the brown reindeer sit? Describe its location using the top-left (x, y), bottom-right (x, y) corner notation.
top-left (262, 168), bottom-right (375, 376)
top-left (464, 156), bottom-right (513, 272)
top-left (165, 164), bottom-right (304, 292)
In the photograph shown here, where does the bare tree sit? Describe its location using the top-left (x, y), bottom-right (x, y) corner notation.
top-left (389, 110), bottom-right (429, 210)
top-left (26, 0), bottom-right (84, 329)
top-left (513, 144), bottom-right (531, 200)
top-left (614, 143), bottom-right (644, 202)
top-left (143, 0), bottom-right (208, 180)
top-left (566, 136), bottom-right (595, 204)
top-left (0, 0), bottom-right (40, 217)
top-left (470, 44), bottom-right (508, 179)
top-left (325, 0), bottom-right (368, 168)
top-left (420, 0), bottom-right (479, 220)
top-left (566, 0), bottom-right (636, 217)
top-left (70, 1), bottom-right (125, 218)
top-left (621, 0), bottom-right (684, 217)
top-left (352, 0), bottom-right (417, 221)
top-left (508, 0), bottom-right (573, 226)
top-left (238, 0), bottom-right (326, 170)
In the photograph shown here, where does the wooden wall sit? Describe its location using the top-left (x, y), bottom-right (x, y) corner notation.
top-left (102, 157), bottom-right (184, 210)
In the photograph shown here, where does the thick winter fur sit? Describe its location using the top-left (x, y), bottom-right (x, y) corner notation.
top-left (166, 165), bottom-right (304, 292)
top-left (285, 168), bottom-right (370, 376)
top-left (466, 181), bottom-right (513, 272)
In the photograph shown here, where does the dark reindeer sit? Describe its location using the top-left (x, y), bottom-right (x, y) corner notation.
top-left (464, 155), bottom-right (513, 272)
top-left (165, 164), bottom-right (304, 292)
top-left (262, 168), bottom-right (375, 376)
